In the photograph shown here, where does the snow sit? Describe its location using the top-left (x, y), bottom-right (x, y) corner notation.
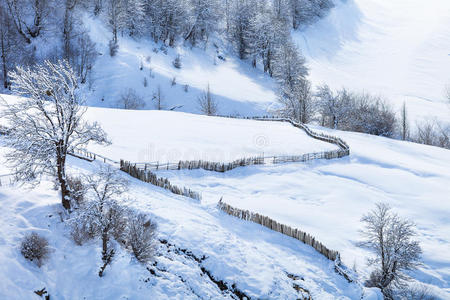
top-left (153, 124), bottom-right (450, 298)
top-left (82, 16), bottom-right (277, 116)
top-left (0, 145), bottom-right (365, 299)
top-left (80, 106), bottom-right (338, 163)
top-left (293, 0), bottom-right (450, 122)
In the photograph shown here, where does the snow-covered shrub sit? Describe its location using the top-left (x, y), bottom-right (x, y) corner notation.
top-left (413, 120), bottom-right (450, 149)
top-left (316, 86), bottom-right (397, 137)
top-left (398, 284), bottom-right (437, 300)
top-left (127, 211), bottom-right (157, 263)
top-left (20, 232), bottom-right (49, 267)
top-left (69, 218), bottom-right (94, 246)
top-left (172, 55), bottom-right (182, 69)
top-left (67, 176), bottom-right (85, 207)
top-left (109, 40), bottom-right (119, 57)
top-left (117, 89), bottom-right (145, 110)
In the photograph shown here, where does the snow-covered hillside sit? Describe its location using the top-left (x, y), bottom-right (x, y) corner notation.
top-left (81, 107), bottom-right (338, 162)
top-left (83, 16), bottom-right (277, 116)
top-left (79, 0), bottom-right (450, 123)
top-left (294, 0), bottom-right (450, 122)
top-left (0, 144), bottom-right (383, 299)
top-left (158, 123), bottom-right (450, 298)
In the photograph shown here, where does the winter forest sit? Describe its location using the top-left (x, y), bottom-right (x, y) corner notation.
top-left (0, 0), bottom-right (449, 299)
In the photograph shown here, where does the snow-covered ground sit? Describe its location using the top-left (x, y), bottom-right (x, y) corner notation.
top-left (158, 125), bottom-right (450, 298)
top-left (294, 0), bottom-right (450, 122)
top-left (0, 145), bottom-right (381, 299)
top-left (81, 106), bottom-right (338, 163)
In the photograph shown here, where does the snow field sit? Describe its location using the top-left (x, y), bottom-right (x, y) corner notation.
top-left (0, 146), bottom-right (373, 299)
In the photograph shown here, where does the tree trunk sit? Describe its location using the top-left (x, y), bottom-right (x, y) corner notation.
top-left (0, 33), bottom-right (7, 89)
top-left (56, 141), bottom-right (71, 210)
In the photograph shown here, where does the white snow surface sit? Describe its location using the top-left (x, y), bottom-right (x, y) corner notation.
top-left (81, 106), bottom-right (338, 163)
top-left (0, 146), bottom-right (369, 299)
top-left (155, 125), bottom-right (450, 299)
top-left (294, 0), bottom-right (450, 122)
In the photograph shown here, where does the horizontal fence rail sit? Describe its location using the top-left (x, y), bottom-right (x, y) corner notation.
top-left (217, 198), bottom-right (340, 261)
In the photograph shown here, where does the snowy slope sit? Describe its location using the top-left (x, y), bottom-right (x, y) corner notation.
top-left (81, 106), bottom-right (338, 162)
top-left (0, 145), bottom-right (378, 299)
top-left (159, 125), bottom-right (450, 298)
top-left (294, 0), bottom-right (450, 122)
top-left (82, 16), bottom-right (276, 116)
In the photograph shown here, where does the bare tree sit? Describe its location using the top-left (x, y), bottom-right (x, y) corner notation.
top-left (359, 203), bottom-right (422, 298)
top-left (152, 85), bottom-right (164, 110)
top-left (116, 88), bottom-right (145, 110)
top-left (0, 4), bottom-right (22, 89)
top-left (198, 84), bottom-right (218, 116)
top-left (4, 0), bottom-right (51, 43)
top-left (0, 60), bottom-right (109, 210)
top-left (401, 101), bottom-right (408, 141)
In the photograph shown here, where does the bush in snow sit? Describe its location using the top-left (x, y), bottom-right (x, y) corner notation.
top-left (117, 89), bottom-right (145, 110)
top-left (67, 176), bottom-right (85, 207)
top-left (397, 284), bottom-right (437, 300)
top-left (412, 119), bottom-right (450, 149)
top-left (20, 232), bottom-right (50, 267)
top-left (315, 85), bottom-right (397, 137)
top-left (172, 55), bottom-right (182, 69)
top-left (359, 203), bottom-right (422, 298)
top-left (127, 211), bottom-right (157, 263)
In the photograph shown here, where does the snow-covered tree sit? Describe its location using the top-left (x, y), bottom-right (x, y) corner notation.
top-left (0, 60), bottom-right (109, 210)
top-left (0, 4), bottom-right (22, 89)
top-left (273, 41), bottom-right (310, 122)
top-left (359, 203), bottom-right (422, 298)
top-left (4, 0), bottom-right (52, 43)
top-left (289, 0), bottom-right (334, 29)
top-left (316, 84), bottom-right (353, 129)
top-left (229, 0), bottom-right (260, 59)
top-left (147, 0), bottom-right (189, 46)
top-left (80, 165), bottom-right (128, 276)
top-left (184, 0), bottom-right (220, 46)
top-left (123, 0), bottom-right (145, 36)
top-left (106, 0), bottom-right (126, 43)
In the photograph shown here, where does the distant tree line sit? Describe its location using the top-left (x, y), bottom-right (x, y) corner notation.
top-left (0, 0), bottom-right (334, 90)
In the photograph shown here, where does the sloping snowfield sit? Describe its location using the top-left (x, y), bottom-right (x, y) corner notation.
top-left (83, 16), bottom-right (277, 116)
top-left (294, 0), bottom-right (450, 122)
top-left (82, 107), bottom-right (338, 163)
top-left (152, 123), bottom-right (450, 298)
top-left (0, 147), bottom-right (381, 299)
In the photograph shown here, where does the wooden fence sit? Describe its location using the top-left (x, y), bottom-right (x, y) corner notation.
top-left (217, 198), bottom-right (340, 261)
top-left (70, 148), bottom-right (119, 165)
top-left (133, 117), bottom-right (350, 173)
top-left (120, 160), bottom-right (201, 201)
